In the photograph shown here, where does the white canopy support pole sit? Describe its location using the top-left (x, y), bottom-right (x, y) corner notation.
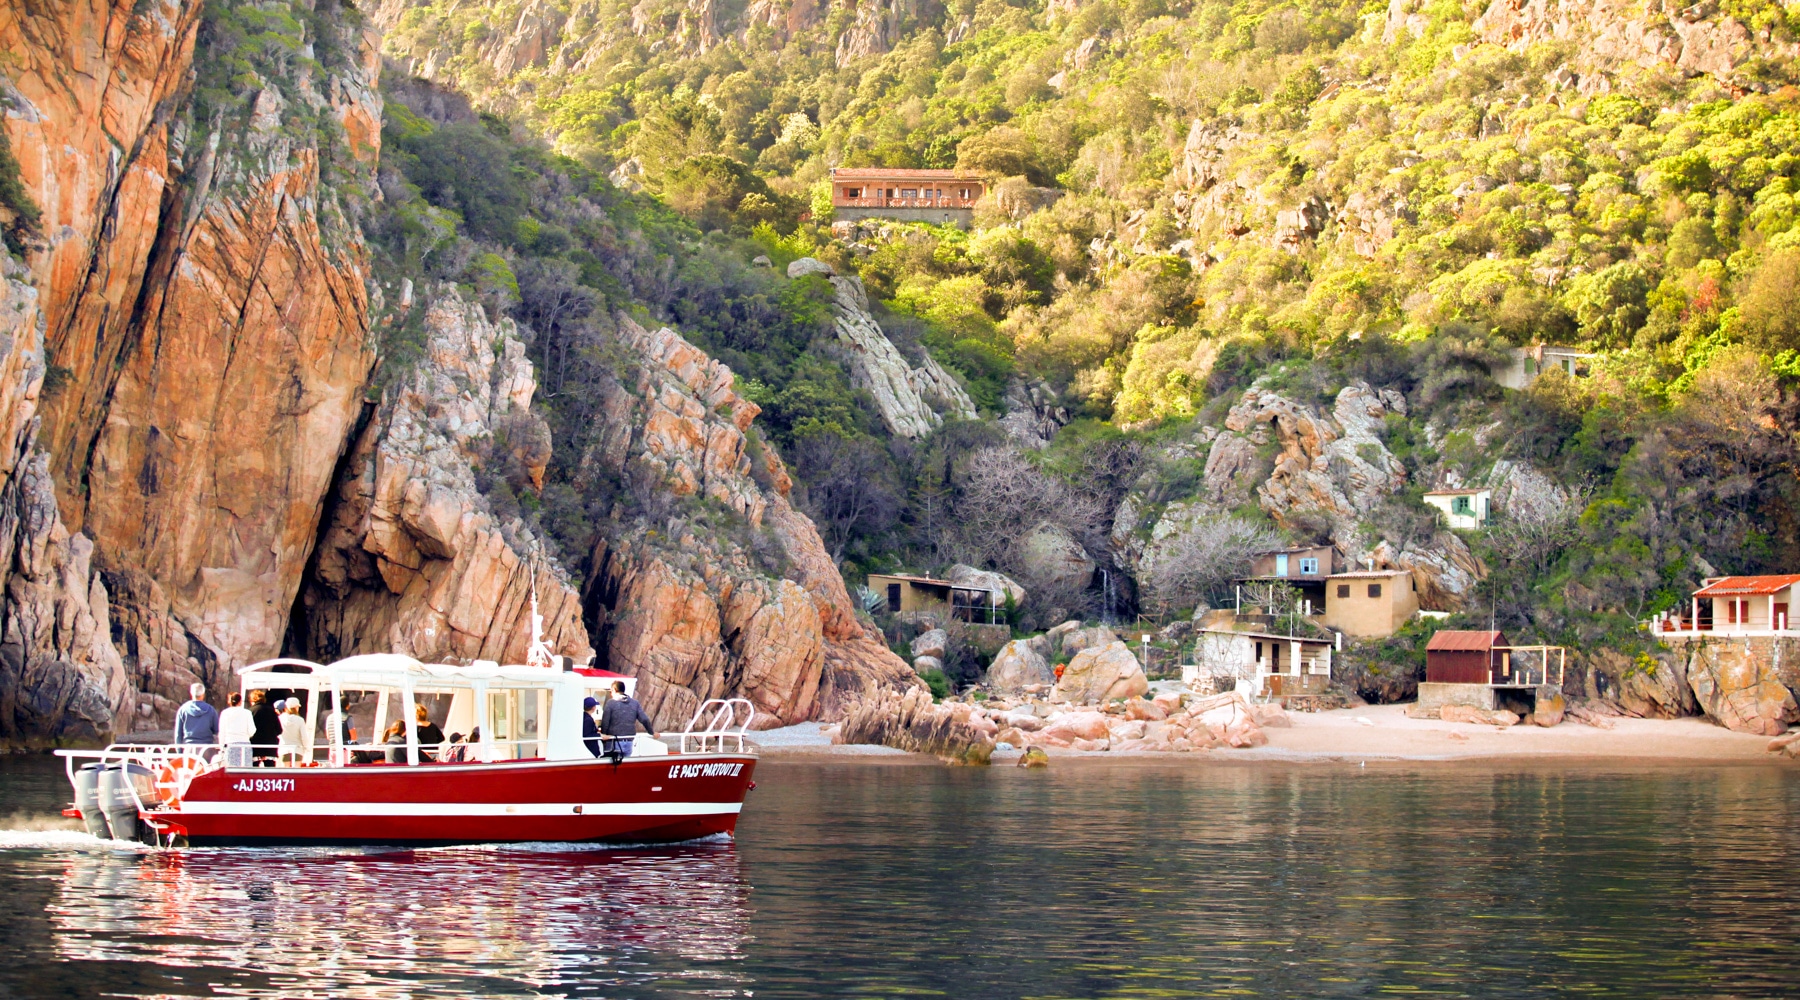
top-left (402, 679), bottom-right (419, 766)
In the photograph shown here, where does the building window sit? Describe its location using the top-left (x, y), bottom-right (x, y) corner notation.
top-left (1299, 557), bottom-right (1319, 575)
top-left (901, 188), bottom-right (918, 198)
top-left (845, 187), bottom-right (861, 198)
top-left (1337, 585), bottom-right (1350, 598)
top-left (1452, 496), bottom-right (1473, 516)
top-left (1523, 357), bottom-right (1537, 376)
top-left (1368, 584), bottom-right (1382, 598)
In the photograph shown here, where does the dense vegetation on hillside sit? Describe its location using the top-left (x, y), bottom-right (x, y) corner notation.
top-left (362, 0), bottom-right (1800, 690)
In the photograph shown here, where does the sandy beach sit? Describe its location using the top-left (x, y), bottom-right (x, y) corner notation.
top-left (757, 703), bottom-right (1784, 763)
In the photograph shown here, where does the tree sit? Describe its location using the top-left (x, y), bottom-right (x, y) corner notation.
top-left (1140, 515), bottom-right (1281, 615)
top-left (795, 431), bottom-right (902, 563)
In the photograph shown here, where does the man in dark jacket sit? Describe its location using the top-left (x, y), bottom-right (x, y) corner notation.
top-left (599, 682), bottom-right (656, 758)
top-left (582, 696), bottom-right (603, 757)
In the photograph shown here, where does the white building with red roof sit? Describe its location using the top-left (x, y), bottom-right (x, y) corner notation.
top-left (1653, 575), bottom-right (1800, 635)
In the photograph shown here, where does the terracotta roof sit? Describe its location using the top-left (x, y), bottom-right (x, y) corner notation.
top-left (1693, 575), bottom-right (1800, 597)
top-left (831, 168), bottom-right (980, 179)
top-left (1426, 630), bottom-right (1505, 651)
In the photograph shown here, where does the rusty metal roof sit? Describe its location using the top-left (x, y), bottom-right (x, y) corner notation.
top-left (1426, 630), bottom-right (1505, 651)
top-left (1693, 575), bottom-right (1800, 597)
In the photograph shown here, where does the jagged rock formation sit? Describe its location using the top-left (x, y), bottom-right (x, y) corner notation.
top-left (0, 250), bottom-right (131, 743)
top-left (0, 446), bottom-right (132, 743)
top-left (3, 0), bottom-right (383, 727)
top-left (835, 0), bottom-right (912, 66)
top-left (1217, 381), bottom-right (1408, 543)
top-left (1468, 0), bottom-right (1798, 93)
top-left (300, 286), bottom-right (591, 665)
top-left (998, 378), bottom-right (1068, 450)
top-left (583, 319), bottom-right (921, 729)
top-left (833, 685), bottom-right (994, 762)
top-left (791, 259), bottom-right (976, 437)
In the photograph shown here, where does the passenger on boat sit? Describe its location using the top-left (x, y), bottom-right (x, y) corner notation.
top-left (278, 700), bottom-right (309, 766)
top-left (173, 683), bottom-right (219, 749)
top-left (249, 690), bottom-right (282, 766)
top-left (219, 692), bottom-right (254, 747)
top-left (415, 704), bottom-right (445, 762)
top-left (582, 696), bottom-right (603, 757)
top-left (599, 681), bottom-right (656, 758)
top-left (382, 720), bottom-right (409, 763)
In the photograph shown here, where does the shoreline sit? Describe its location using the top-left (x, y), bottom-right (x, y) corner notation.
top-left (758, 703), bottom-right (1788, 764)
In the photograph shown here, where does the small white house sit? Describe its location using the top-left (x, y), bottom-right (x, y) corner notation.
top-left (1424, 488), bottom-right (1490, 530)
top-left (1185, 628), bottom-right (1334, 701)
top-left (1496, 345), bottom-right (1596, 390)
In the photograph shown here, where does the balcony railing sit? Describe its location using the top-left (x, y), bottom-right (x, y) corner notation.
top-left (834, 196), bottom-right (979, 210)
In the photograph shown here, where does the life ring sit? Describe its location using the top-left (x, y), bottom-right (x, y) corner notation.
top-left (155, 756), bottom-right (204, 808)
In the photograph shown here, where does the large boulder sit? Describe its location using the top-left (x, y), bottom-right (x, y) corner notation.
top-left (1045, 619), bottom-right (1082, 652)
top-left (946, 564), bottom-right (1027, 607)
top-left (1060, 625), bottom-right (1117, 658)
top-left (987, 639), bottom-right (1053, 694)
top-left (1054, 641), bottom-right (1149, 704)
top-left (1038, 709), bottom-right (1112, 744)
top-left (1686, 639), bottom-right (1800, 735)
top-left (1018, 522), bottom-right (1095, 593)
top-left (1441, 705), bottom-right (1519, 726)
top-left (910, 628), bottom-right (949, 661)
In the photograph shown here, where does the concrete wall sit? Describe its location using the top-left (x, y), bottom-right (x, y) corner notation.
top-left (835, 207), bottom-right (976, 228)
top-left (1408, 682), bottom-right (1560, 718)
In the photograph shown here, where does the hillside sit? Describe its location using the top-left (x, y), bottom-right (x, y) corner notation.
top-left (4, 0), bottom-right (1800, 741)
top-left (363, 0), bottom-right (1800, 683)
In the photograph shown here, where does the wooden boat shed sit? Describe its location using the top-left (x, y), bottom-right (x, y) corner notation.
top-left (1425, 630), bottom-right (1566, 687)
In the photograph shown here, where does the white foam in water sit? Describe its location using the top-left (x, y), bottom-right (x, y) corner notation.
top-left (0, 829), bottom-right (151, 852)
top-left (416, 832), bottom-right (735, 854)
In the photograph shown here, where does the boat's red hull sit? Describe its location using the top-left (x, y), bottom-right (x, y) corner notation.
top-left (147, 754), bottom-right (757, 847)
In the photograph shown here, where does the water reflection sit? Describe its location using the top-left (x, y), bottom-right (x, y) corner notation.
top-left (5, 757), bottom-right (1800, 999)
top-left (45, 841), bottom-right (750, 998)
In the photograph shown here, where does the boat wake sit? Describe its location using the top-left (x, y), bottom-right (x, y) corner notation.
top-left (414, 831), bottom-right (736, 854)
top-left (0, 828), bottom-right (151, 852)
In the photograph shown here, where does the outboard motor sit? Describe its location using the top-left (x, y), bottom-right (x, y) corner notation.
top-left (73, 763), bottom-right (109, 840)
top-left (96, 762), bottom-right (156, 843)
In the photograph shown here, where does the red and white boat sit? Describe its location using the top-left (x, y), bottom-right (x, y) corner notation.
top-left (58, 650), bottom-right (757, 848)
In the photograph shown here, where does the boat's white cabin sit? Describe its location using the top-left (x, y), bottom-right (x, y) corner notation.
top-left (237, 654), bottom-right (651, 765)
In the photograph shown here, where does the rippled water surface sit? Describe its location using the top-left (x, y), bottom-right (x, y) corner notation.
top-left (3, 754), bottom-right (1800, 998)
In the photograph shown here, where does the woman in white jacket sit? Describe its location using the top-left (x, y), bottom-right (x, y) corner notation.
top-left (277, 700), bottom-right (310, 766)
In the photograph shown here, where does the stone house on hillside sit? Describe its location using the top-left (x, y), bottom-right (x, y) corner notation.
top-left (1321, 569), bottom-right (1418, 638)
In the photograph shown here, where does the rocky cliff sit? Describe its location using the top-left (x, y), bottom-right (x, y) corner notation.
top-left (583, 318), bottom-right (921, 729)
top-left (789, 258), bottom-right (977, 438)
top-left (0, 0), bottom-right (917, 744)
top-left (299, 285), bottom-right (591, 665)
top-left (2, 0), bottom-right (383, 738)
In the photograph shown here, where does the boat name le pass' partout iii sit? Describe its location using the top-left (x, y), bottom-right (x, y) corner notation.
top-left (57, 628), bottom-right (758, 848)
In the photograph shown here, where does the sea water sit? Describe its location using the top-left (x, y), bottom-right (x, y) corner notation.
top-left (1, 753), bottom-right (1798, 998)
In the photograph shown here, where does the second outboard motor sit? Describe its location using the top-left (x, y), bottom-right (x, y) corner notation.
top-left (73, 763), bottom-right (109, 840)
top-left (97, 763), bottom-right (155, 843)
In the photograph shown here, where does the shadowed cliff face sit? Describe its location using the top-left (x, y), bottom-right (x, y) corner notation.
top-left (299, 284), bottom-right (592, 666)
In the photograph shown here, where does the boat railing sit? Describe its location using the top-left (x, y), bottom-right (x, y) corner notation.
top-left (678, 698), bottom-right (756, 754)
